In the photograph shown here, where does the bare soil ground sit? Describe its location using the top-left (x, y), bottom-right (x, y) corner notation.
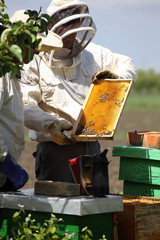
top-left (19, 109), bottom-right (160, 194)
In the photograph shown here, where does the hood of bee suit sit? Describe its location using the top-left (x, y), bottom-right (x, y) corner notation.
top-left (10, 9), bottom-right (63, 52)
top-left (45, 0), bottom-right (96, 67)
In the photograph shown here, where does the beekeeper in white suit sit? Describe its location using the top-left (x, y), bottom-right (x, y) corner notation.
top-left (20, 0), bottom-right (137, 183)
top-left (0, 12), bottom-right (63, 191)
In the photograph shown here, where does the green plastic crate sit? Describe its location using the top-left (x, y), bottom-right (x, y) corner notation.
top-left (112, 146), bottom-right (160, 197)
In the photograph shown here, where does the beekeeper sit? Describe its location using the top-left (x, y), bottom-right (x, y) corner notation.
top-left (0, 12), bottom-right (63, 191)
top-left (20, 0), bottom-right (138, 183)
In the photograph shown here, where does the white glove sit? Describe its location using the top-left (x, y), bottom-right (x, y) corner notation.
top-left (92, 70), bottom-right (119, 83)
top-left (48, 119), bottom-right (74, 145)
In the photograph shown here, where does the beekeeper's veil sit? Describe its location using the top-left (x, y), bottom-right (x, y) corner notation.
top-left (47, 0), bottom-right (96, 64)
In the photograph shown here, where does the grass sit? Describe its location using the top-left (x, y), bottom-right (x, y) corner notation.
top-left (125, 93), bottom-right (160, 110)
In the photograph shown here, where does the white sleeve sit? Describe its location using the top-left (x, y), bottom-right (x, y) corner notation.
top-left (102, 47), bottom-right (137, 81)
top-left (24, 104), bottom-right (56, 133)
top-left (20, 58), bottom-right (56, 133)
top-left (0, 78), bottom-right (8, 161)
top-left (109, 52), bottom-right (138, 81)
top-left (87, 43), bottom-right (138, 81)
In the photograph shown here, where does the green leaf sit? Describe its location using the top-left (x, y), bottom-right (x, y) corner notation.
top-left (36, 19), bottom-right (47, 33)
top-left (10, 65), bottom-right (19, 78)
top-left (87, 230), bottom-right (93, 237)
top-left (12, 211), bottom-right (20, 219)
top-left (9, 44), bottom-right (23, 63)
top-left (12, 211), bottom-right (21, 222)
top-left (29, 26), bottom-right (39, 34)
top-left (0, 27), bottom-right (11, 42)
top-left (41, 13), bottom-right (54, 25)
top-left (25, 19), bottom-right (35, 28)
top-left (0, 55), bottom-right (12, 60)
top-left (12, 22), bottom-right (25, 35)
top-left (27, 46), bottom-right (34, 62)
top-left (49, 226), bottom-right (57, 234)
top-left (35, 38), bottom-right (42, 50)
top-left (25, 9), bottom-right (39, 19)
top-left (24, 228), bottom-right (32, 235)
top-left (52, 235), bottom-right (59, 239)
top-left (2, 13), bottom-right (9, 20)
top-left (0, 0), bottom-right (6, 13)
top-left (24, 29), bottom-right (36, 43)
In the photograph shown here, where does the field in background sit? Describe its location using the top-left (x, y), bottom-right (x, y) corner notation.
top-left (125, 92), bottom-right (160, 110)
top-left (19, 93), bottom-right (160, 194)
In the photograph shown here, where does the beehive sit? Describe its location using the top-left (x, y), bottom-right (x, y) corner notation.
top-left (115, 195), bottom-right (160, 240)
top-left (72, 79), bottom-right (133, 141)
top-left (112, 145), bottom-right (160, 197)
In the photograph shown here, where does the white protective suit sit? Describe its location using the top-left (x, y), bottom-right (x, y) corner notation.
top-left (21, 42), bottom-right (137, 142)
top-left (19, 0), bottom-right (137, 183)
top-left (0, 75), bottom-right (25, 187)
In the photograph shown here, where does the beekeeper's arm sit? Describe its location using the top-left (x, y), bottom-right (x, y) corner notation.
top-left (21, 61), bottom-right (73, 145)
top-left (0, 77), bottom-right (28, 190)
top-left (91, 44), bottom-right (138, 82)
top-left (0, 79), bottom-right (9, 162)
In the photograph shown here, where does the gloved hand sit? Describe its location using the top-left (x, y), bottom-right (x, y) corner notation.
top-left (92, 70), bottom-right (119, 83)
top-left (48, 119), bottom-right (74, 145)
top-left (0, 152), bottom-right (29, 190)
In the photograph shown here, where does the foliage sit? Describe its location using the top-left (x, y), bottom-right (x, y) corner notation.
top-left (125, 93), bottom-right (160, 110)
top-left (0, 0), bottom-right (5, 13)
top-left (126, 68), bottom-right (160, 110)
top-left (10, 205), bottom-right (73, 240)
top-left (0, 0), bottom-right (53, 78)
top-left (10, 205), bottom-right (107, 240)
top-left (133, 69), bottom-right (160, 93)
top-left (81, 227), bottom-right (93, 240)
top-left (81, 227), bottom-right (106, 240)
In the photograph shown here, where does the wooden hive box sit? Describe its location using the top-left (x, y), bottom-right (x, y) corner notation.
top-left (72, 79), bottom-right (133, 141)
top-left (115, 195), bottom-right (160, 240)
top-left (127, 130), bottom-right (160, 149)
top-left (112, 145), bottom-right (160, 197)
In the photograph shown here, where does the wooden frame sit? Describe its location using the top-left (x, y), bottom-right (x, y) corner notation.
top-left (72, 79), bottom-right (133, 141)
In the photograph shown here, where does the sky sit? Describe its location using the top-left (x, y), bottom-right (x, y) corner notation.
top-left (4, 0), bottom-right (160, 73)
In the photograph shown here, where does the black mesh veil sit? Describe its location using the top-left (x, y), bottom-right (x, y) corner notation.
top-left (47, 1), bottom-right (96, 60)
